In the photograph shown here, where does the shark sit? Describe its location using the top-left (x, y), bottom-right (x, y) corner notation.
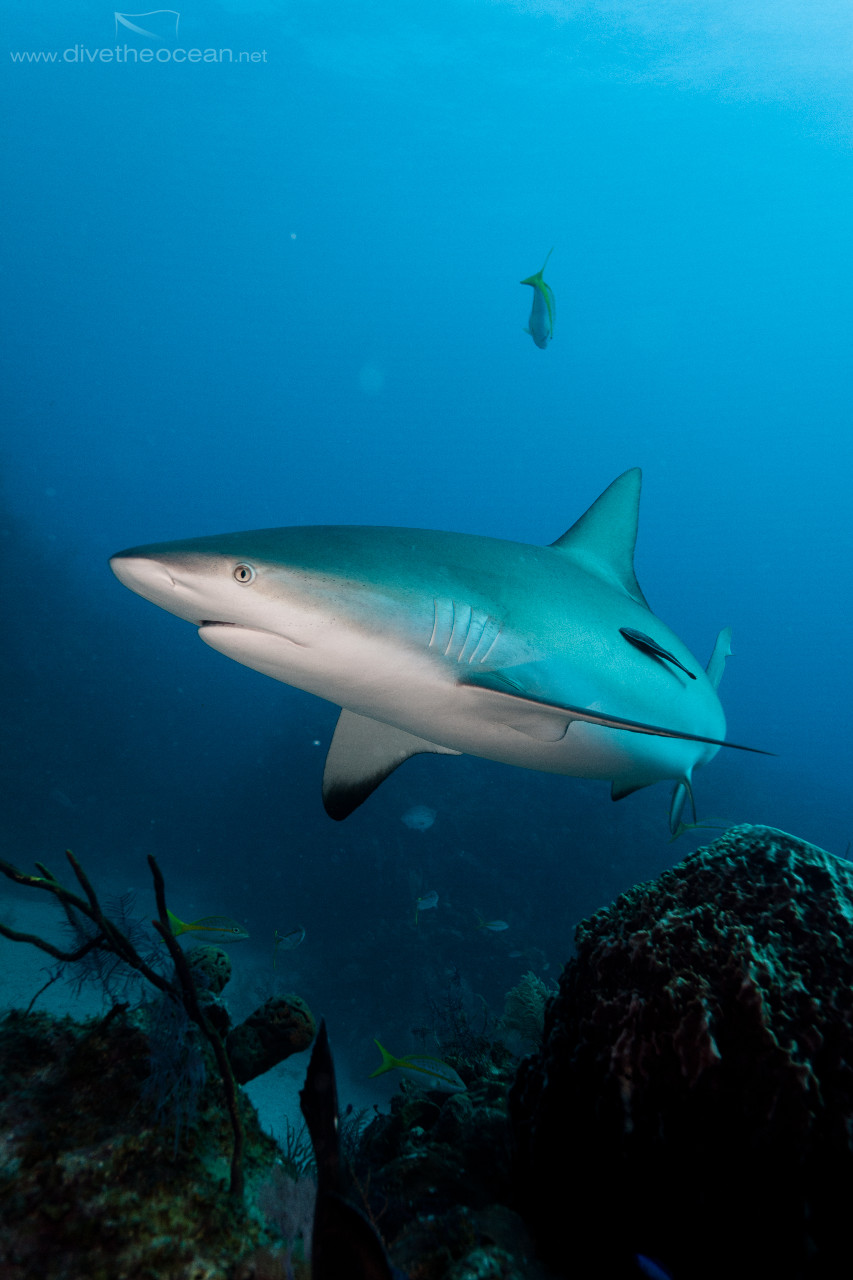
top-left (110, 468), bottom-right (767, 824)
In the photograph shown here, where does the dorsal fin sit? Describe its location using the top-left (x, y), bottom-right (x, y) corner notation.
top-left (550, 468), bottom-right (648, 608)
top-left (705, 626), bottom-right (733, 691)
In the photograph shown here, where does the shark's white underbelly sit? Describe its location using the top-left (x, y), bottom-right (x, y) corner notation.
top-left (199, 621), bottom-right (718, 788)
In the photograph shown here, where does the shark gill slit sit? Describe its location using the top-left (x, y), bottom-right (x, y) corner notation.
top-left (447, 603), bottom-right (473, 660)
top-left (474, 622), bottom-right (503, 664)
top-left (428, 600), bottom-right (440, 649)
top-left (443, 600), bottom-right (459, 657)
top-left (458, 610), bottom-right (488, 663)
top-left (429, 598), bottom-right (455, 652)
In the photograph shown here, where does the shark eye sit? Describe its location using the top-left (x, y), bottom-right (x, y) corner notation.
top-left (233, 563), bottom-right (256, 584)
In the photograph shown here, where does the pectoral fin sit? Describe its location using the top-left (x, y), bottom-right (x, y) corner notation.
top-left (322, 710), bottom-right (460, 820)
top-left (669, 776), bottom-right (697, 835)
top-left (611, 779), bottom-right (649, 801)
top-left (459, 669), bottom-right (772, 754)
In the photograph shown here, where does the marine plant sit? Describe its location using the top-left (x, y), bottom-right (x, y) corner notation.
top-left (142, 982), bottom-right (208, 1154)
top-left (0, 849), bottom-right (247, 1201)
top-left (279, 1116), bottom-right (316, 1179)
top-left (498, 970), bottom-right (554, 1048)
top-left (339, 1102), bottom-right (373, 1165)
top-left (57, 886), bottom-right (165, 1003)
top-left (427, 964), bottom-right (505, 1076)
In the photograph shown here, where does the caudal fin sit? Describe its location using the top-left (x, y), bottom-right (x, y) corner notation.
top-left (368, 1039), bottom-right (397, 1079)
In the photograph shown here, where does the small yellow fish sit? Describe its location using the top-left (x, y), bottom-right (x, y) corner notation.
top-left (475, 910), bottom-right (508, 932)
top-left (166, 909), bottom-right (249, 942)
top-left (369, 1040), bottom-right (466, 1093)
top-left (520, 248), bottom-right (555, 349)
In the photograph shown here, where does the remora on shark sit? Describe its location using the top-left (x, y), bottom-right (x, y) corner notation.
top-left (110, 469), bottom-right (768, 824)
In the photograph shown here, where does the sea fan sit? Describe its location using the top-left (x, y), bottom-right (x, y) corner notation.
top-left (57, 890), bottom-right (167, 1004)
top-left (141, 987), bottom-right (207, 1153)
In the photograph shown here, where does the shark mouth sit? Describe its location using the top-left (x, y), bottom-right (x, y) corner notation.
top-left (198, 621), bottom-right (308, 648)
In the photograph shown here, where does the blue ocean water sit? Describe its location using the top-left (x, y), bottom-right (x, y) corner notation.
top-left (2, 0), bottom-right (852, 1085)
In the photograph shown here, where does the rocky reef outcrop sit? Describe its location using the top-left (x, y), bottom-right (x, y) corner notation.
top-left (0, 1006), bottom-right (284, 1278)
top-left (0, 938), bottom-right (317, 1277)
top-left (356, 1058), bottom-right (556, 1280)
top-left (227, 994), bottom-right (316, 1085)
top-left (510, 825), bottom-right (853, 1280)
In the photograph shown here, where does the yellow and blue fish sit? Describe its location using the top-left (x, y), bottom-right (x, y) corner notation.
top-left (520, 248), bottom-right (555, 349)
top-left (166, 908), bottom-right (249, 942)
top-left (369, 1040), bottom-right (466, 1093)
top-left (475, 910), bottom-right (508, 933)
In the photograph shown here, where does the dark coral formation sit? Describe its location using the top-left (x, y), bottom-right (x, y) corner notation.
top-left (188, 943), bottom-right (233, 994)
top-left (187, 944), bottom-right (234, 1037)
top-left (510, 825), bottom-right (853, 1280)
top-left (227, 994), bottom-right (316, 1086)
top-left (0, 1006), bottom-right (288, 1279)
top-left (356, 1062), bottom-right (555, 1279)
top-left (0, 849), bottom-right (322, 1277)
top-left (13, 823), bottom-right (853, 1277)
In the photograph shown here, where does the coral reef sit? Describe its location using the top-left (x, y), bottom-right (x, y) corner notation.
top-left (510, 825), bottom-right (853, 1279)
top-left (0, 1006), bottom-right (291, 1279)
top-left (497, 971), bottom-right (552, 1048)
top-left (0, 850), bottom-right (320, 1277)
top-left (189, 943), bottom-right (233, 995)
top-left (0, 851), bottom-right (318, 1204)
top-left (227, 994), bottom-right (316, 1085)
top-left (355, 1055), bottom-right (556, 1279)
top-left (16, 824), bottom-right (853, 1276)
top-left (0, 850), bottom-right (250, 1199)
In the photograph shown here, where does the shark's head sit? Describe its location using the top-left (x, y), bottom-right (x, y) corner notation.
top-left (110, 530), bottom-right (350, 685)
top-left (113, 533), bottom-right (294, 626)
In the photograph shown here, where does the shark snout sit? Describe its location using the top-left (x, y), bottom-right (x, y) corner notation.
top-left (109, 553), bottom-right (176, 597)
top-left (108, 552), bottom-right (204, 623)
top-left (109, 548), bottom-right (255, 628)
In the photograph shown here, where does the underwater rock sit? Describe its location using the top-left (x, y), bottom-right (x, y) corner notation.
top-left (510, 825), bottom-right (853, 1279)
top-left (226, 994), bottom-right (316, 1085)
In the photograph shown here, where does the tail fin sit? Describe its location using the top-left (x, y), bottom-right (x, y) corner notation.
top-left (166, 908), bottom-right (184, 937)
top-left (520, 246), bottom-right (553, 286)
top-left (368, 1040), bottom-right (397, 1079)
